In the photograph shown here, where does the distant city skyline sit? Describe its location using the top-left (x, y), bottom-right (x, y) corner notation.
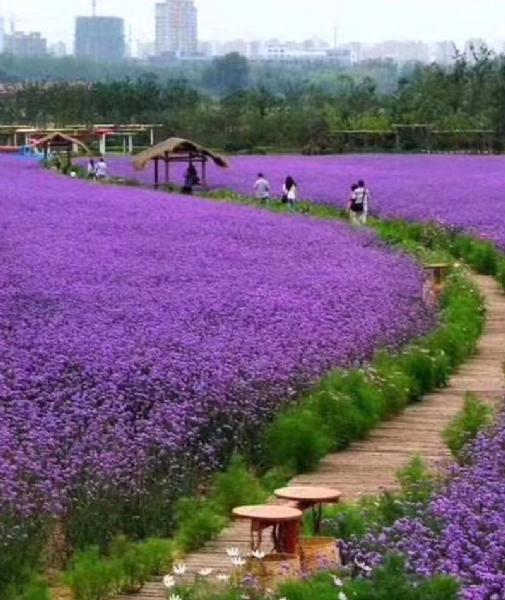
top-left (1, 0), bottom-right (505, 51)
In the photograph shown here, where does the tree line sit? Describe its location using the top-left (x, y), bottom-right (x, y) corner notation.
top-left (3, 47), bottom-right (505, 152)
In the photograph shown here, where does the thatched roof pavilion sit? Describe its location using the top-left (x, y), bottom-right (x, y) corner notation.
top-left (32, 132), bottom-right (91, 158)
top-left (134, 137), bottom-right (229, 189)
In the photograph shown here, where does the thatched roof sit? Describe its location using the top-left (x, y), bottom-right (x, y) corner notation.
top-left (134, 137), bottom-right (229, 170)
top-left (32, 132), bottom-right (90, 153)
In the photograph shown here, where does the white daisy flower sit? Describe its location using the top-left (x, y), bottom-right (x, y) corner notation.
top-left (232, 557), bottom-right (246, 567)
top-left (163, 575), bottom-right (176, 589)
top-left (227, 547), bottom-right (240, 557)
top-left (251, 550), bottom-right (266, 560)
top-left (173, 564), bottom-right (187, 575)
top-left (355, 560), bottom-right (372, 573)
top-left (198, 568), bottom-right (213, 577)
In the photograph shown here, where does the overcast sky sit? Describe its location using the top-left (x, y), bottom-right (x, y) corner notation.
top-left (2, 0), bottom-right (505, 48)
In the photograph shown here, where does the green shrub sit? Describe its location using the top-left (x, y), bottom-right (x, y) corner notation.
top-left (60, 536), bottom-right (173, 600)
top-left (277, 555), bottom-right (460, 600)
top-left (497, 257), bottom-right (505, 291)
top-left (4, 578), bottom-right (50, 600)
top-left (444, 393), bottom-right (493, 463)
top-left (308, 369), bottom-right (387, 450)
top-left (451, 234), bottom-right (473, 260)
top-left (372, 355), bottom-right (411, 414)
top-left (397, 455), bottom-right (435, 504)
top-left (261, 465), bottom-right (294, 492)
top-left (135, 537), bottom-right (173, 575)
top-left (175, 498), bottom-right (226, 553)
top-left (64, 548), bottom-right (123, 600)
top-left (106, 536), bottom-right (172, 593)
top-left (308, 386), bottom-right (363, 449)
top-left (320, 503), bottom-right (368, 540)
top-left (467, 240), bottom-right (499, 274)
top-left (210, 455), bottom-right (267, 515)
top-left (0, 520), bottom-right (48, 596)
top-left (265, 409), bottom-right (331, 473)
top-left (342, 555), bottom-right (460, 600)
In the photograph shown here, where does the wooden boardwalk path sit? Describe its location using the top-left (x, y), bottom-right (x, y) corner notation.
top-left (121, 275), bottom-right (505, 599)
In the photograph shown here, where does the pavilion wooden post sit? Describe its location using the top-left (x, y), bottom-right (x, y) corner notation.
top-left (164, 151), bottom-right (169, 186)
top-left (394, 126), bottom-right (401, 152)
top-left (100, 133), bottom-right (106, 156)
top-left (154, 157), bottom-right (160, 189)
top-left (202, 157), bottom-right (207, 188)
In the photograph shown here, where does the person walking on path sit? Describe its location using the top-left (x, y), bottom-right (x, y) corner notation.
top-left (348, 179), bottom-right (371, 226)
top-left (254, 173), bottom-right (270, 204)
top-left (282, 175), bottom-right (298, 211)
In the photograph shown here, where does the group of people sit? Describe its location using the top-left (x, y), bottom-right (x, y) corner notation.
top-left (254, 173), bottom-right (298, 209)
top-left (254, 172), bottom-right (372, 225)
top-left (87, 157), bottom-right (108, 180)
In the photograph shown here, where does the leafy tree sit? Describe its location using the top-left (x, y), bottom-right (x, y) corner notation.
top-left (202, 53), bottom-right (250, 94)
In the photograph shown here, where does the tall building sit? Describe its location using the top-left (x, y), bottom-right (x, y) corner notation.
top-left (155, 0), bottom-right (198, 57)
top-left (434, 41), bottom-right (455, 65)
top-left (4, 31), bottom-right (47, 56)
top-left (74, 16), bottom-right (125, 62)
top-left (50, 41), bottom-right (68, 58)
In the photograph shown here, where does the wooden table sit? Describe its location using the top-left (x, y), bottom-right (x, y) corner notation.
top-left (424, 263), bottom-right (450, 295)
top-left (232, 505), bottom-right (303, 555)
top-left (274, 486), bottom-right (342, 533)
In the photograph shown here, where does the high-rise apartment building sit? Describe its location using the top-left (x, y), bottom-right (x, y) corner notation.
top-left (155, 0), bottom-right (198, 57)
top-left (434, 41), bottom-right (455, 65)
top-left (75, 16), bottom-right (126, 62)
top-left (4, 31), bottom-right (47, 56)
top-left (50, 41), bottom-right (68, 58)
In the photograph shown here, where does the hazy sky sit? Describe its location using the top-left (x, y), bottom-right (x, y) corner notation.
top-left (2, 0), bottom-right (505, 48)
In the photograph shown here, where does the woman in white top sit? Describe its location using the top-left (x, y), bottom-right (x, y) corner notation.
top-left (282, 175), bottom-right (297, 210)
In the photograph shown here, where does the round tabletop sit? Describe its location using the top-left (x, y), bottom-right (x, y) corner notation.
top-left (232, 505), bottom-right (303, 522)
top-left (274, 486), bottom-right (342, 503)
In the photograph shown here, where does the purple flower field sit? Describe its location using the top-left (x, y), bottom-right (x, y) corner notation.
top-left (0, 157), bottom-right (432, 532)
top-left (353, 412), bottom-right (505, 600)
top-left (102, 154), bottom-right (505, 248)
